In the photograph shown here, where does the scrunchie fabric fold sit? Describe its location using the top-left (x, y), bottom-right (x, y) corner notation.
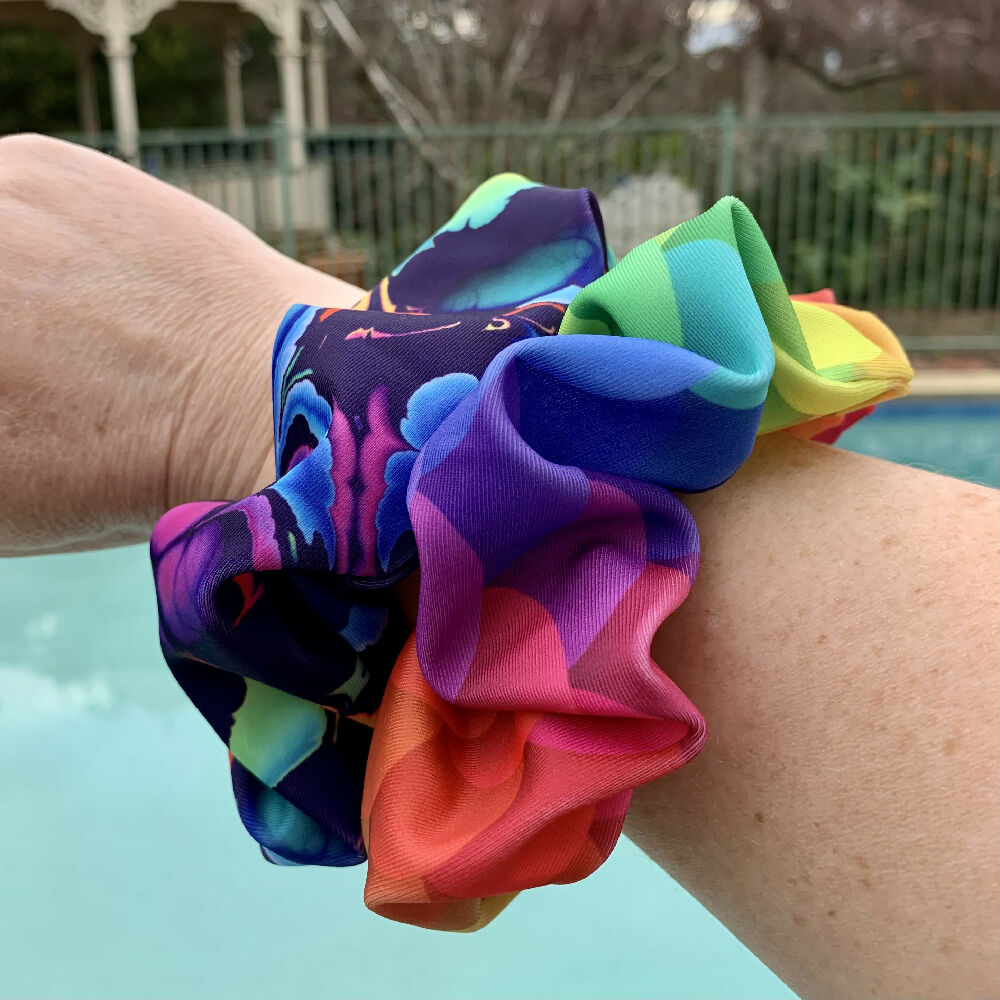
top-left (151, 173), bottom-right (912, 931)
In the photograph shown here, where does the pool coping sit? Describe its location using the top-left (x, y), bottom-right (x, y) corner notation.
top-left (909, 369), bottom-right (1000, 397)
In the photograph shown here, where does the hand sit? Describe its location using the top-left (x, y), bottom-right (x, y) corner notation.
top-left (0, 134), bottom-right (363, 555)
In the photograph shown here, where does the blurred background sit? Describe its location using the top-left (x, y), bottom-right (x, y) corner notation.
top-left (1, 0), bottom-right (999, 345)
top-left (0, 3), bottom-right (997, 999)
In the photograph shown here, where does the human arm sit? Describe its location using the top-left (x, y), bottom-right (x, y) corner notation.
top-left (634, 433), bottom-right (999, 1000)
top-left (0, 133), bottom-right (355, 555)
top-left (2, 134), bottom-right (996, 999)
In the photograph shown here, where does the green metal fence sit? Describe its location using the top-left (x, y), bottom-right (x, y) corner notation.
top-left (63, 108), bottom-right (1000, 348)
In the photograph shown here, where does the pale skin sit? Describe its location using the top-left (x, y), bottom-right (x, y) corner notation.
top-left (1, 135), bottom-right (997, 1000)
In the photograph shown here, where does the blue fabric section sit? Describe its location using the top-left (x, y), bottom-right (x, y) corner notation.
top-left (268, 440), bottom-right (336, 565)
top-left (401, 373), bottom-right (480, 449)
top-left (277, 378), bottom-right (333, 475)
top-left (511, 335), bottom-right (757, 492)
top-left (440, 239), bottom-right (600, 311)
top-left (376, 450), bottom-right (418, 571)
top-left (272, 305), bottom-right (319, 471)
top-left (232, 759), bottom-right (364, 867)
top-left (665, 240), bottom-right (774, 410)
top-left (339, 603), bottom-right (390, 653)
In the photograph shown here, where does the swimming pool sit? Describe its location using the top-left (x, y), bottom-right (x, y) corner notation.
top-left (0, 400), bottom-right (995, 1000)
top-left (837, 399), bottom-right (999, 489)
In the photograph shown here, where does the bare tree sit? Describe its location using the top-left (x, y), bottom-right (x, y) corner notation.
top-left (316, 0), bottom-right (998, 130)
top-left (318, 0), bottom-right (693, 128)
top-left (740, 0), bottom-right (1000, 113)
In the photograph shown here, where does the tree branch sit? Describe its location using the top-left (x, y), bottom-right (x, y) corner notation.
top-left (496, 3), bottom-right (549, 109)
top-left (317, 0), bottom-right (460, 184)
top-left (546, 66), bottom-right (576, 123)
top-left (317, 0), bottom-right (436, 129)
top-left (402, 23), bottom-right (454, 123)
top-left (597, 42), bottom-right (679, 127)
top-left (783, 50), bottom-right (913, 92)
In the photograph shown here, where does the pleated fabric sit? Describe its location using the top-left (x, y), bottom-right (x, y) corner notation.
top-left (151, 173), bottom-right (912, 930)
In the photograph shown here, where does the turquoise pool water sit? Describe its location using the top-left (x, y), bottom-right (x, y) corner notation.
top-left (1, 401), bottom-right (996, 1000)
top-left (836, 399), bottom-right (1000, 488)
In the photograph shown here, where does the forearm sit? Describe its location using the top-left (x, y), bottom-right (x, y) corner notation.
top-left (0, 134), bottom-right (361, 555)
top-left (630, 433), bottom-right (999, 1000)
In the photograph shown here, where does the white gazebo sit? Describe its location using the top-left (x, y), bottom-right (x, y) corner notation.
top-left (0, 0), bottom-right (331, 165)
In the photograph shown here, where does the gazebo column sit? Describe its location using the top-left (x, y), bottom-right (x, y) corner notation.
top-left (237, 0), bottom-right (322, 238)
top-left (306, 19), bottom-right (329, 131)
top-left (47, 0), bottom-right (179, 161)
top-left (239, 0), bottom-right (307, 167)
top-left (104, 30), bottom-right (139, 160)
top-left (74, 36), bottom-right (100, 138)
top-left (275, 35), bottom-right (306, 168)
top-left (223, 24), bottom-right (246, 133)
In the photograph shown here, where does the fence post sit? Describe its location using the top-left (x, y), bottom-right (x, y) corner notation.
top-left (273, 113), bottom-right (296, 259)
top-left (716, 100), bottom-right (736, 199)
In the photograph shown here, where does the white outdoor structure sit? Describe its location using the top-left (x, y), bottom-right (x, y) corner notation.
top-left (0, 0), bottom-right (330, 165)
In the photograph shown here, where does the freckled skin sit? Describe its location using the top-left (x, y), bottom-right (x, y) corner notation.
top-left (630, 435), bottom-right (999, 1000)
top-left (3, 135), bottom-right (998, 1000)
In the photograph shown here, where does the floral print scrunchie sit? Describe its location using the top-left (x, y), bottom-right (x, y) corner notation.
top-left (151, 174), bottom-right (912, 931)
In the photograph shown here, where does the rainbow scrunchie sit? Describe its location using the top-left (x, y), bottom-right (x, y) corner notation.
top-left (151, 174), bottom-right (912, 931)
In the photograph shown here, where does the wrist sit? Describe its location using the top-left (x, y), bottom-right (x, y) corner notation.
top-left (165, 253), bottom-right (364, 510)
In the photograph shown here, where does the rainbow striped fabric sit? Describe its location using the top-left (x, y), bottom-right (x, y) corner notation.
top-left (151, 174), bottom-right (912, 931)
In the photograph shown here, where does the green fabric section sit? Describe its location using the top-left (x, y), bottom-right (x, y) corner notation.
top-left (560, 237), bottom-right (682, 346)
top-left (229, 678), bottom-right (327, 788)
top-left (818, 362), bottom-right (858, 382)
top-left (657, 200), bottom-right (738, 254)
top-left (757, 383), bottom-right (804, 434)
